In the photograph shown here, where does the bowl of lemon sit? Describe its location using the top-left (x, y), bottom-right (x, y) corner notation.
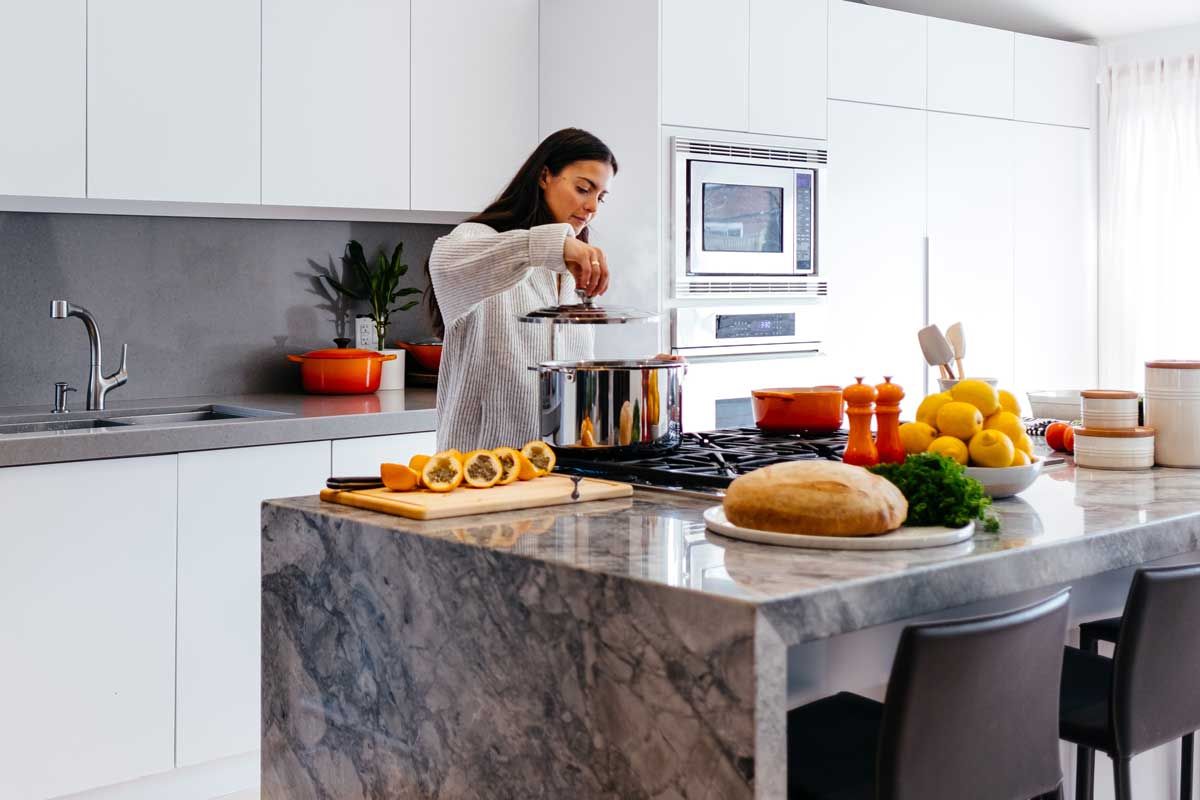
top-left (899, 379), bottom-right (1043, 499)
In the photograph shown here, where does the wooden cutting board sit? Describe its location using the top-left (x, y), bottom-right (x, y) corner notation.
top-left (319, 474), bottom-right (633, 520)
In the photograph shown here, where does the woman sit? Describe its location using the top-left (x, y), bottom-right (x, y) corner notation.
top-left (426, 128), bottom-right (638, 452)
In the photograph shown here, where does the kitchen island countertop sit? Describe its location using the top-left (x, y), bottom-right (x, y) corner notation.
top-left (0, 389), bottom-right (437, 467)
top-left (261, 461), bottom-right (1200, 798)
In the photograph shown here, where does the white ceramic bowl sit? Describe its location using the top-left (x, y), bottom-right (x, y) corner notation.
top-left (937, 376), bottom-right (998, 393)
top-left (965, 456), bottom-right (1044, 499)
top-left (1027, 389), bottom-right (1082, 421)
top-left (1080, 389), bottom-right (1138, 429)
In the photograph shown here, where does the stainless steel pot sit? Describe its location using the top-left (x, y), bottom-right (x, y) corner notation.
top-left (533, 359), bottom-right (684, 455)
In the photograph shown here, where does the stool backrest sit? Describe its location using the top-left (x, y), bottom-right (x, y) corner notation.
top-left (877, 590), bottom-right (1070, 800)
top-left (1112, 563), bottom-right (1200, 755)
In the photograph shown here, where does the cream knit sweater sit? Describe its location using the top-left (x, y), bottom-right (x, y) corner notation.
top-left (429, 221), bottom-right (593, 452)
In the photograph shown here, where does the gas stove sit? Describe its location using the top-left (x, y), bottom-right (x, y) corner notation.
top-left (555, 427), bottom-right (848, 496)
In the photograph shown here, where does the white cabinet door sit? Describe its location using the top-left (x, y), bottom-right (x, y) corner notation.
top-left (750, 0), bottom-right (826, 139)
top-left (87, 0), bottom-right (260, 203)
top-left (827, 0), bottom-right (926, 110)
top-left (411, 0), bottom-right (538, 212)
top-left (0, 455), bottom-right (177, 799)
top-left (1013, 123), bottom-right (1096, 407)
top-left (176, 441), bottom-right (330, 767)
top-left (826, 101), bottom-right (928, 417)
top-left (927, 112), bottom-right (1016, 390)
top-left (0, 1), bottom-right (85, 197)
top-left (262, 0), bottom-right (410, 209)
top-left (332, 431), bottom-right (439, 475)
top-left (927, 17), bottom-right (1014, 120)
top-left (662, 0), bottom-right (749, 132)
top-left (1015, 34), bottom-right (1097, 129)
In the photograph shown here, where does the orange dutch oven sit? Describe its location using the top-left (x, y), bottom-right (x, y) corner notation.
top-left (286, 348), bottom-right (396, 394)
top-left (751, 386), bottom-right (845, 433)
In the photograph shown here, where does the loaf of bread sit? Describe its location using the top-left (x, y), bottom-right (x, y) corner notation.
top-left (723, 461), bottom-right (908, 536)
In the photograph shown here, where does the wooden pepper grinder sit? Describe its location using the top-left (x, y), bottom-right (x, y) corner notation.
top-left (842, 377), bottom-right (879, 467)
top-left (874, 376), bottom-right (906, 464)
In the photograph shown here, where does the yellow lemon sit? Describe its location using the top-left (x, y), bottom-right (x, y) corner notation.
top-left (1010, 448), bottom-right (1032, 466)
top-left (969, 430), bottom-right (1016, 468)
top-left (899, 421), bottom-right (938, 454)
top-left (984, 411), bottom-right (1025, 443)
top-left (950, 379), bottom-right (1001, 417)
top-left (998, 389), bottom-right (1021, 415)
top-left (1013, 432), bottom-right (1034, 456)
top-left (916, 391), bottom-right (953, 428)
top-left (936, 401), bottom-right (984, 441)
top-left (928, 436), bottom-right (969, 465)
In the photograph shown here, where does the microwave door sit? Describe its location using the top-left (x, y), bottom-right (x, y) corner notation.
top-left (688, 161), bottom-right (796, 276)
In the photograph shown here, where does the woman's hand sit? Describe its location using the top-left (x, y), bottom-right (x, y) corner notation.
top-left (563, 237), bottom-right (609, 297)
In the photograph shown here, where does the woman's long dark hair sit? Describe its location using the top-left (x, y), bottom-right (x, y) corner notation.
top-left (425, 128), bottom-right (618, 338)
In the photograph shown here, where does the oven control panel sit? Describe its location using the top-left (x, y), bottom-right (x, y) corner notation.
top-left (715, 312), bottom-right (796, 339)
top-left (672, 304), bottom-right (827, 358)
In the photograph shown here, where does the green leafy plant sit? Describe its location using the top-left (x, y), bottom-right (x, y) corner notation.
top-left (324, 240), bottom-right (423, 350)
top-left (869, 452), bottom-right (1000, 532)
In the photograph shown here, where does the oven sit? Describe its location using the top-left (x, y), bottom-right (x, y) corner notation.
top-left (672, 136), bottom-right (828, 297)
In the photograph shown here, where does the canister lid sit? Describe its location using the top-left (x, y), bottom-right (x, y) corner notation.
top-left (1146, 360), bottom-right (1200, 369)
top-left (1072, 425), bottom-right (1155, 438)
top-left (1080, 389), bottom-right (1139, 399)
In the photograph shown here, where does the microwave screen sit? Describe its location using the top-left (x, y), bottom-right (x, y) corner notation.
top-left (796, 171), bottom-right (814, 272)
top-left (701, 183), bottom-right (784, 253)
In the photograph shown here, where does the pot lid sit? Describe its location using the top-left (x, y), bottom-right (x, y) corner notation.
top-left (297, 347), bottom-right (384, 359)
top-left (518, 290), bottom-right (658, 325)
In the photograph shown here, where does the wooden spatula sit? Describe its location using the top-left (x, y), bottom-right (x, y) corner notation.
top-left (946, 322), bottom-right (965, 378)
top-left (918, 324), bottom-right (956, 380)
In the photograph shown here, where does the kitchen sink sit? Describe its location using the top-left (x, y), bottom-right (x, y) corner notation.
top-left (0, 418), bottom-right (135, 435)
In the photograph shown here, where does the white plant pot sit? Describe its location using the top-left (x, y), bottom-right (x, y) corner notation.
top-left (378, 348), bottom-right (406, 391)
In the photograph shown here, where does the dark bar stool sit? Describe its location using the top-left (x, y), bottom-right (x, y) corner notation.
top-left (1060, 563), bottom-right (1200, 800)
top-left (787, 590), bottom-right (1070, 800)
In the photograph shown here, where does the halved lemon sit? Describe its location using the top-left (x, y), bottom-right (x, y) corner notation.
top-left (492, 447), bottom-right (521, 485)
top-left (421, 452), bottom-right (464, 492)
top-left (462, 450), bottom-right (503, 488)
top-left (520, 440), bottom-right (556, 477)
top-left (381, 462), bottom-right (420, 491)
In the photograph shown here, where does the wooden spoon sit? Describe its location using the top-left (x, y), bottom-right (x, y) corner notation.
top-left (946, 322), bottom-right (966, 378)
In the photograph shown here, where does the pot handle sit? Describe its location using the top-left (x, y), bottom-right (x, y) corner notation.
top-left (379, 353), bottom-right (398, 362)
top-left (286, 354), bottom-right (305, 364)
top-left (753, 390), bottom-right (795, 401)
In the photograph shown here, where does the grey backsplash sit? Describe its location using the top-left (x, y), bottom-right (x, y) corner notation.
top-left (0, 212), bottom-right (454, 408)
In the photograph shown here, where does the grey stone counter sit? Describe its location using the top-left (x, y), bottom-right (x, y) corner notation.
top-left (260, 463), bottom-right (1200, 798)
top-left (0, 389), bottom-right (436, 467)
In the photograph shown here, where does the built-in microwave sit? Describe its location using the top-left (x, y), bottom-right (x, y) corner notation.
top-left (672, 137), bottom-right (828, 297)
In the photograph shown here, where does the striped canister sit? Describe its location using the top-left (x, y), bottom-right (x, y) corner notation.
top-left (1145, 360), bottom-right (1200, 467)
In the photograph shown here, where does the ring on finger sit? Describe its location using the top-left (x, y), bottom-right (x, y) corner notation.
top-left (590, 259), bottom-right (600, 267)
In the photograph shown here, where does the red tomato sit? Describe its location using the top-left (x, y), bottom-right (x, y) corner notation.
top-left (1045, 422), bottom-right (1069, 452)
top-left (1063, 426), bottom-right (1076, 454)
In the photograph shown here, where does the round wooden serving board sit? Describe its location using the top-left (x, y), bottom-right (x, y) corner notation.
top-left (702, 506), bottom-right (974, 550)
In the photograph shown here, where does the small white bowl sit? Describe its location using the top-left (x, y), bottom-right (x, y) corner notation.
top-left (1027, 389), bottom-right (1082, 421)
top-left (1080, 389), bottom-right (1138, 429)
top-left (937, 376), bottom-right (998, 393)
top-left (965, 457), bottom-right (1045, 499)
top-left (1073, 426), bottom-right (1155, 470)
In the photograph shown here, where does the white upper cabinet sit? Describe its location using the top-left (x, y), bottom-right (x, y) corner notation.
top-left (662, 0), bottom-right (749, 132)
top-left (87, 0), bottom-right (260, 203)
top-left (828, 0), bottom-right (926, 110)
top-left (0, 1), bottom-right (85, 198)
top-left (927, 17), bottom-right (1014, 119)
top-left (411, 0), bottom-right (538, 213)
top-left (262, 0), bottom-right (410, 209)
top-left (331, 431), bottom-right (439, 475)
top-left (1015, 34), bottom-right (1097, 129)
top-left (749, 0), bottom-right (827, 139)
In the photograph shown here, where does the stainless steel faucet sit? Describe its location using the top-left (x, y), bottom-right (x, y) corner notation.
top-left (50, 300), bottom-right (129, 410)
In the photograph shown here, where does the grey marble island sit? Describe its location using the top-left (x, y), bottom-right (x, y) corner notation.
top-left (261, 463), bottom-right (1200, 798)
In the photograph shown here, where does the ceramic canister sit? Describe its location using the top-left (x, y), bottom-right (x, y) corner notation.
top-left (1145, 361), bottom-right (1200, 467)
top-left (1072, 426), bottom-right (1156, 471)
top-left (1080, 389), bottom-right (1139, 429)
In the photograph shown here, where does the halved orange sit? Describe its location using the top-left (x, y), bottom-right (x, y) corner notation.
top-left (445, 448), bottom-right (464, 465)
top-left (515, 450), bottom-right (538, 481)
top-left (421, 452), bottom-right (464, 492)
top-left (520, 440), bottom-right (556, 477)
top-left (408, 453), bottom-right (431, 474)
top-left (492, 447), bottom-right (521, 485)
top-left (381, 463), bottom-right (420, 491)
top-left (462, 450), bottom-right (503, 488)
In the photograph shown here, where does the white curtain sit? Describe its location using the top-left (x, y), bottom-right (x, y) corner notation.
top-left (1099, 53), bottom-right (1200, 389)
